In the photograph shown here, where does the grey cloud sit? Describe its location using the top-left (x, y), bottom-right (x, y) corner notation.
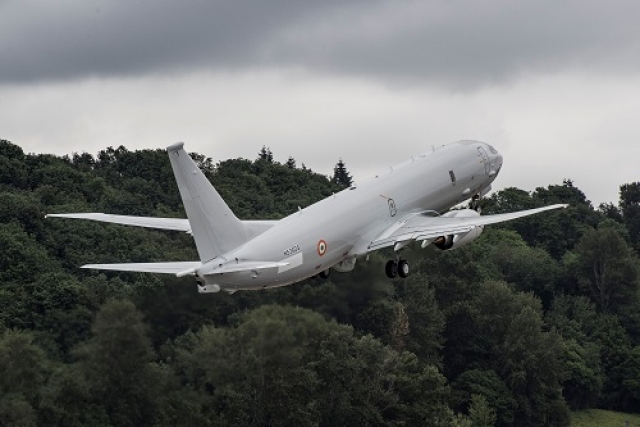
top-left (1, 0), bottom-right (640, 88)
top-left (0, 0), bottom-right (343, 83)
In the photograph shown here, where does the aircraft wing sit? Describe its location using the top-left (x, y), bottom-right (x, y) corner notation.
top-left (46, 213), bottom-right (191, 232)
top-left (368, 204), bottom-right (568, 251)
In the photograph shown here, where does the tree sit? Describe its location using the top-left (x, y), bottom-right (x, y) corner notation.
top-left (482, 182), bottom-right (600, 259)
top-left (546, 295), bottom-right (604, 410)
top-left (618, 345), bottom-right (640, 411)
top-left (468, 394), bottom-right (497, 427)
top-left (332, 158), bottom-right (353, 188)
top-left (452, 369), bottom-right (516, 426)
top-left (0, 330), bottom-right (50, 426)
top-left (448, 282), bottom-right (569, 427)
top-left (572, 227), bottom-right (640, 312)
top-left (0, 222), bottom-right (55, 284)
top-left (395, 273), bottom-right (445, 365)
top-left (258, 145), bottom-right (274, 163)
top-left (0, 140), bottom-right (28, 188)
top-left (286, 156), bottom-right (296, 169)
top-left (620, 182), bottom-right (640, 252)
top-left (489, 239), bottom-right (560, 308)
top-left (170, 305), bottom-right (455, 426)
top-left (73, 300), bottom-right (166, 427)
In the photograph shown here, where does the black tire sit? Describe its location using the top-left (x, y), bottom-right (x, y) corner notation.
top-left (319, 269), bottom-right (330, 279)
top-left (398, 259), bottom-right (410, 278)
top-left (385, 260), bottom-right (398, 279)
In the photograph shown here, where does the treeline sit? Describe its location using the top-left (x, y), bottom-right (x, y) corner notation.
top-left (1, 138), bottom-right (640, 426)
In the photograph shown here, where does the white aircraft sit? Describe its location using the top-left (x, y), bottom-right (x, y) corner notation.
top-left (48, 141), bottom-right (566, 294)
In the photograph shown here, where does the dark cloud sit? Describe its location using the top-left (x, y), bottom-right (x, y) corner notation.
top-left (1, 0), bottom-right (640, 88)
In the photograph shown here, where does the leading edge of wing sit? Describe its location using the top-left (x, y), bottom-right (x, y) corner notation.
top-left (369, 204), bottom-right (568, 251)
top-left (46, 213), bottom-right (191, 232)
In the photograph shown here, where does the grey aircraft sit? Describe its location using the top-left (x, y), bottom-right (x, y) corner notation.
top-left (47, 141), bottom-right (566, 294)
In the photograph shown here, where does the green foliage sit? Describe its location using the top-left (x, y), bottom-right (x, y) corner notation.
top-left (332, 157), bottom-right (353, 188)
top-left (546, 296), bottom-right (604, 410)
top-left (571, 409), bottom-right (640, 427)
top-left (620, 182), bottom-right (640, 252)
top-left (571, 227), bottom-right (640, 312)
top-left (444, 282), bottom-right (569, 426)
top-left (468, 394), bottom-right (497, 427)
top-left (169, 305), bottom-right (454, 426)
top-left (0, 330), bottom-right (50, 426)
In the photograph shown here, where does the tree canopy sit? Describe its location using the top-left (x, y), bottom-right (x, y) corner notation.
top-left (1, 137), bottom-right (640, 425)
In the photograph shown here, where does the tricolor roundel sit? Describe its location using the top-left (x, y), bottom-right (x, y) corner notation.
top-left (317, 240), bottom-right (327, 256)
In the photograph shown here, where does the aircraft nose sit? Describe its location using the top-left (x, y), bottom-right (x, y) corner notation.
top-left (483, 142), bottom-right (503, 175)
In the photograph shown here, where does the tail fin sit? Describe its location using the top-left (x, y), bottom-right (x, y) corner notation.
top-left (167, 142), bottom-right (247, 262)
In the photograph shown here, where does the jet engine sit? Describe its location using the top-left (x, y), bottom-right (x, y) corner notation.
top-left (433, 209), bottom-right (484, 251)
top-left (196, 275), bottom-right (221, 293)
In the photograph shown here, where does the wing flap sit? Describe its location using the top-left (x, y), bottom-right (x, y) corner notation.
top-left (369, 204), bottom-right (568, 251)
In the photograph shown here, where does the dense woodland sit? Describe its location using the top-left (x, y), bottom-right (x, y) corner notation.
top-left (1, 138), bottom-right (640, 426)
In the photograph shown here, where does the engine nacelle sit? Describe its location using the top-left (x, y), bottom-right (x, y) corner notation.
top-left (196, 275), bottom-right (221, 293)
top-left (433, 209), bottom-right (484, 251)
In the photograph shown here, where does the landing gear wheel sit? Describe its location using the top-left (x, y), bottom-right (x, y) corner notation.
top-left (398, 259), bottom-right (410, 278)
top-left (385, 260), bottom-right (398, 279)
top-left (319, 269), bottom-right (331, 279)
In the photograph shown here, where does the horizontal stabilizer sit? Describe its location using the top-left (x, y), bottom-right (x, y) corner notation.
top-left (46, 213), bottom-right (191, 232)
top-left (82, 261), bottom-right (202, 274)
top-left (46, 213), bottom-right (278, 237)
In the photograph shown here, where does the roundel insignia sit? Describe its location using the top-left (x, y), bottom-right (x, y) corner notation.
top-left (317, 240), bottom-right (327, 256)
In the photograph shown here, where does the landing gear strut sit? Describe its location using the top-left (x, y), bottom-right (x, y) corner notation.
top-left (471, 194), bottom-right (484, 213)
top-left (385, 259), bottom-right (410, 279)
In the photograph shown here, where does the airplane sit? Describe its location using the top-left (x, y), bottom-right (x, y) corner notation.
top-left (47, 140), bottom-right (567, 294)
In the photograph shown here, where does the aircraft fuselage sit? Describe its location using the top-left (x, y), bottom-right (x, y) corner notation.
top-left (200, 140), bottom-right (503, 291)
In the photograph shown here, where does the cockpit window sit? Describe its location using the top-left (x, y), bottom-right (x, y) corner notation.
top-left (488, 145), bottom-right (498, 154)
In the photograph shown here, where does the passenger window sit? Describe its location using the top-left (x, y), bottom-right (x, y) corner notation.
top-left (449, 170), bottom-right (456, 184)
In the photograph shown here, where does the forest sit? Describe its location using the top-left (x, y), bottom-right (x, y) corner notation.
top-left (1, 138), bottom-right (640, 427)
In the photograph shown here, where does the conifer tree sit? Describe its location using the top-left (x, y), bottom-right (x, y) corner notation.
top-left (332, 158), bottom-right (353, 187)
top-left (258, 146), bottom-right (274, 163)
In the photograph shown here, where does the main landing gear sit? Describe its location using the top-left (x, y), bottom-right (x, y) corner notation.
top-left (385, 258), bottom-right (410, 279)
top-left (471, 194), bottom-right (482, 212)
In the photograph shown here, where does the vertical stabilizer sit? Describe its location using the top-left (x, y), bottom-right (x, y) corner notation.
top-left (167, 142), bottom-right (247, 262)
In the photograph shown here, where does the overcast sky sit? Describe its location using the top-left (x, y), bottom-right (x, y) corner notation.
top-left (2, 0), bottom-right (640, 205)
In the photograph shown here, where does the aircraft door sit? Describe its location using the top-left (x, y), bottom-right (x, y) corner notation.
top-left (478, 147), bottom-right (490, 175)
